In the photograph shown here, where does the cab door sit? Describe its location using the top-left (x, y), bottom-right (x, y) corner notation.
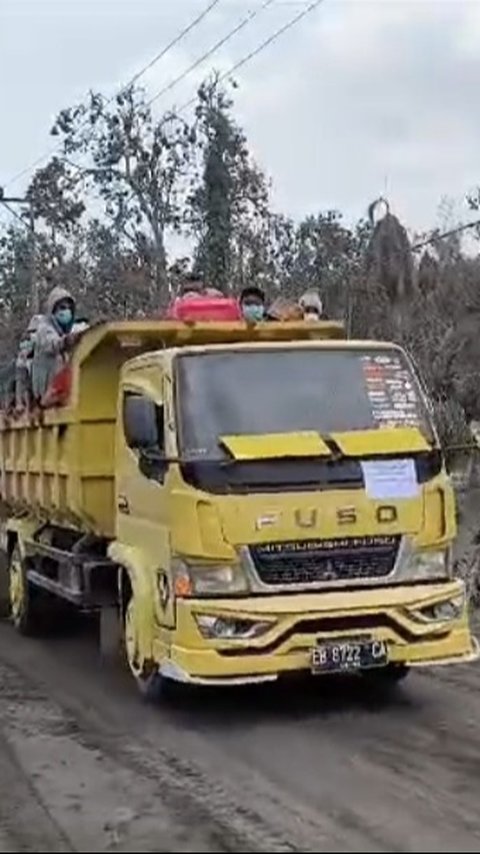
top-left (115, 372), bottom-right (175, 628)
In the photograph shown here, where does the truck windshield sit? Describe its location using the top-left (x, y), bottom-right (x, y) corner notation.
top-left (176, 347), bottom-right (432, 460)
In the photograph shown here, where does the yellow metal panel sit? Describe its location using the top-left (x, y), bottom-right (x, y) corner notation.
top-left (214, 488), bottom-right (423, 545)
top-left (220, 431), bottom-right (332, 460)
top-left (72, 320), bottom-right (346, 362)
top-left (163, 580), bottom-right (476, 680)
top-left (330, 426), bottom-right (430, 456)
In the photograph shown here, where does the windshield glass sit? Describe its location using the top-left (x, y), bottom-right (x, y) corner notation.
top-left (176, 347), bottom-right (431, 460)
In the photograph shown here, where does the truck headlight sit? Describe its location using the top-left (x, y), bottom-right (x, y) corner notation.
top-left (194, 613), bottom-right (273, 639)
top-left (173, 558), bottom-right (249, 597)
top-left (409, 590), bottom-right (465, 623)
top-left (397, 547), bottom-right (451, 581)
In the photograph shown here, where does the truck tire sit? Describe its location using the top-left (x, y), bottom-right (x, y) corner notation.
top-left (9, 544), bottom-right (44, 636)
top-left (99, 605), bottom-right (122, 664)
top-left (0, 551), bottom-right (11, 618)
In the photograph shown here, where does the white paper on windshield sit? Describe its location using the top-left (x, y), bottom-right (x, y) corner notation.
top-left (361, 458), bottom-right (419, 500)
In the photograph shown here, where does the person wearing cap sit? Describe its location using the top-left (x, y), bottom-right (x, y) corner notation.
top-left (239, 286), bottom-right (267, 323)
top-left (298, 289), bottom-right (324, 321)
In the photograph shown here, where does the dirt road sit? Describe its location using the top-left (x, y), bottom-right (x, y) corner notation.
top-left (0, 621), bottom-right (480, 853)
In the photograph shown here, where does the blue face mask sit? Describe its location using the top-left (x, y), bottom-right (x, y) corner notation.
top-left (243, 303), bottom-right (265, 323)
top-left (19, 339), bottom-right (33, 355)
top-left (55, 307), bottom-right (73, 330)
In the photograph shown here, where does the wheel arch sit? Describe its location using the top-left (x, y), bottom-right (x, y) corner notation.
top-left (109, 542), bottom-right (157, 664)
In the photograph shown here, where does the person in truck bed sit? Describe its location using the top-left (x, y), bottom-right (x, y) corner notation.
top-left (266, 295), bottom-right (303, 321)
top-left (15, 314), bottom-right (43, 410)
top-left (179, 273), bottom-right (224, 299)
top-left (298, 289), bottom-right (324, 321)
top-left (179, 272), bottom-right (205, 298)
top-left (239, 286), bottom-right (267, 322)
top-left (32, 287), bottom-right (81, 402)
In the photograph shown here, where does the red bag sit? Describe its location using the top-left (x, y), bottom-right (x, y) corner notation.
top-left (166, 295), bottom-right (242, 322)
top-left (41, 364), bottom-right (72, 408)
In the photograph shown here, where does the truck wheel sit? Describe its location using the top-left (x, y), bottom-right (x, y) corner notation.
top-left (124, 596), bottom-right (167, 702)
top-left (99, 606), bottom-right (122, 664)
top-left (0, 551), bottom-right (11, 618)
top-left (9, 544), bottom-right (43, 636)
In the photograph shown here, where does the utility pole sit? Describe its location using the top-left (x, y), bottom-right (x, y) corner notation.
top-left (0, 188), bottom-right (39, 313)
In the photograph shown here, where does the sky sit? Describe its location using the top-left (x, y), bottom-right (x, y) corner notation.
top-left (1, 0), bottom-right (480, 241)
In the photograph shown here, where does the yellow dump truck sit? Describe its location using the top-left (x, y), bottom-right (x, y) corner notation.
top-left (0, 319), bottom-right (477, 698)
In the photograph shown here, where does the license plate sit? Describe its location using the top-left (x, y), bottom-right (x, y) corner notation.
top-left (311, 639), bottom-right (388, 674)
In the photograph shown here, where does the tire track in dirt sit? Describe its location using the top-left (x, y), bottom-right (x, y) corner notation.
top-left (0, 720), bottom-right (72, 852)
top-left (0, 656), bottom-right (282, 852)
top-left (3, 621), bottom-right (480, 852)
top-left (0, 639), bottom-right (351, 852)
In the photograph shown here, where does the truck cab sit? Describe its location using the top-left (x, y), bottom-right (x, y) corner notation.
top-left (111, 331), bottom-right (477, 694)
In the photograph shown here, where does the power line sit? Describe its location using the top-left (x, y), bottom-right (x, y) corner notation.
top-left (147, 0), bottom-right (276, 108)
top-left (126, 0), bottom-right (221, 93)
top-left (175, 0), bottom-right (327, 115)
top-left (5, 0), bottom-right (327, 194)
top-left (3, 0), bottom-right (222, 190)
top-left (0, 199), bottom-right (29, 229)
top-left (412, 218), bottom-right (480, 251)
top-left (219, 0), bottom-right (325, 81)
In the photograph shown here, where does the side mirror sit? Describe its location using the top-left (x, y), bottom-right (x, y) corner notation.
top-left (124, 395), bottom-right (159, 449)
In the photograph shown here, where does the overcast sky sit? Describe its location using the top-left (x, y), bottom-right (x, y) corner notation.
top-left (1, 0), bottom-right (479, 238)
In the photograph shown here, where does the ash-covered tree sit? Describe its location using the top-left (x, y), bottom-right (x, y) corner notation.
top-left (190, 76), bottom-right (270, 291)
top-left (50, 85), bottom-right (195, 300)
top-left (290, 211), bottom-right (368, 320)
top-left (27, 157), bottom-right (85, 245)
top-left (81, 219), bottom-right (154, 318)
top-left (0, 223), bottom-right (68, 357)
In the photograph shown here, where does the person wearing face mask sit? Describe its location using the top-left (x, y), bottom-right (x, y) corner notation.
top-left (32, 287), bottom-right (80, 402)
top-left (239, 286), bottom-right (267, 323)
top-left (298, 290), bottom-right (324, 322)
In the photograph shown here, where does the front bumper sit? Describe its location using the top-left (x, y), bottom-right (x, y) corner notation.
top-left (154, 580), bottom-right (479, 685)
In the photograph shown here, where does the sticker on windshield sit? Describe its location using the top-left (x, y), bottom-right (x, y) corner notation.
top-left (361, 458), bottom-right (419, 500)
top-left (361, 354), bottom-right (421, 428)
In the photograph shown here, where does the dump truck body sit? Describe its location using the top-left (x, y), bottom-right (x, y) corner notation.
top-left (0, 319), bottom-right (476, 694)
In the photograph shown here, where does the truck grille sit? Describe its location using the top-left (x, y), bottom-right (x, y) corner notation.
top-left (249, 536), bottom-right (400, 586)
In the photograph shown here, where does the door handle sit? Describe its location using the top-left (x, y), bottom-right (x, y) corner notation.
top-left (118, 494), bottom-right (130, 514)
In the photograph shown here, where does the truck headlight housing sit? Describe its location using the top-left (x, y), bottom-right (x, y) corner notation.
top-left (396, 546), bottom-right (451, 582)
top-left (409, 590), bottom-right (465, 624)
top-left (194, 613), bottom-right (273, 639)
top-left (172, 558), bottom-right (249, 597)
